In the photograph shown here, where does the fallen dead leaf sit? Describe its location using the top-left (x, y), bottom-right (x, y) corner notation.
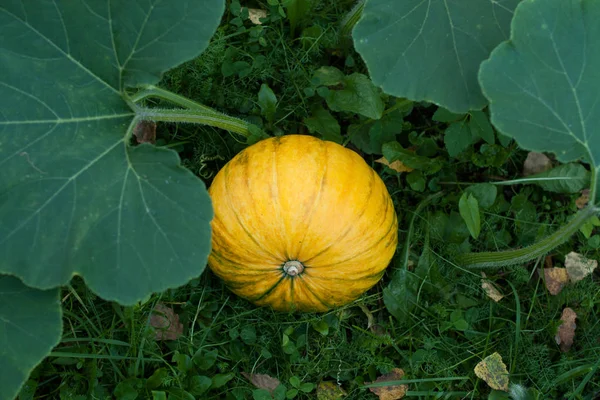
top-left (565, 251), bottom-right (598, 283)
top-left (133, 120), bottom-right (157, 144)
top-left (575, 189), bottom-right (590, 209)
top-left (544, 255), bottom-right (553, 269)
top-left (522, 151), bottom-right (552, 176)
top-left (241, 372), bottom-right (280, 394)
top-left (368, 368), bottom-right (407, 400)
top-left (555, 307), bottom-right (577, 352)
top-left (543, 268), bottom-right (569, 295)
top-left (375, 157), bottom-right (413, 174)
top-left (150, 303), bottom-right (183, 341)
top-left (317, 381), bottom-right (347, 400)
top-left (481, 272), bottom-right (504, 302)
top-left (248, 8), bottom-right (267, 24)
top-left (474, 352), bottom-right (509, 392)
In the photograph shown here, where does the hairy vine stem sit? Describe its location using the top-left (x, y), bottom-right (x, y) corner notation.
top-left (129, 86), bottom-right (251, 137)
top-left (456, 205), bottom-right (599, 269)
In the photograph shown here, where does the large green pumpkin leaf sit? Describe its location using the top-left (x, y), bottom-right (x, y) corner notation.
top-left (0, 275), bottom-right (62, 400)
top-left (479, 0), bottom-right (599, 202)
top-left (353, 0), bottom-right (520, 113)
top-left (0, 0), bottom-right (223, 303)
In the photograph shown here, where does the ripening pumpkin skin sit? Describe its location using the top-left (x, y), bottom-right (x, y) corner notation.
top-left (208, 135), bottom-right (398, 312)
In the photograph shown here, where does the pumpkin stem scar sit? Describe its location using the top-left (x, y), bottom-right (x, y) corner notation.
top-left (283, 260), bottom-right (304, 277)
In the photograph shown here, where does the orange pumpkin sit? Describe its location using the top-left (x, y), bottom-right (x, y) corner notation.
top-left (207, 135), bottom-right (398, 312)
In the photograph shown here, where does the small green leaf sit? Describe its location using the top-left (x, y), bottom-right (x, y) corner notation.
top-left (0, 276), bottom-right (62, 400)
top-left (289, 376), bottom-right (301, 388)
top-left (253, 389), bottom-right (273, 400)
top-left (152, 391), bottom-right (168, 400)
top-left (325, 73), bottom-right (384, 119)
top-left (286, 388), bottom-right (299, 399)
top-left (189, 376), bottom-right (212, 396)
top-left (470, 110), bottom-right (495, 144)
top-left (211, 373), bottom-right (235, 389)
top-left (465, 184), bottom-right (498, 209)
top-left (258, 84), bottom-right (278, 122)
top-left (406, 170), bottom-right (426, 192)
top-left (305, 107), bottom-right (342, 143)
top-left (383, 142), bottom-right (443, 173)
top-left (312, 66), bottom-right (345, 86)
top-left (383, 262), bottom-right (419, 321)
top-left (459, 193), bottom-right (481, 239)
top-left (146, 368), bottom-right (169, 389)
top-left (311, 320), bottom-right (329, 336)
top-left (284, 0), bottom-right (312, 36)
top-left (299, 382), bottom-right (315, 393)
top-left (193, 349), bottom-right (218, 370)
top-left (241, 325), bottom-right (257, 345)
top-left (445, 122), bottom-right (472, 157)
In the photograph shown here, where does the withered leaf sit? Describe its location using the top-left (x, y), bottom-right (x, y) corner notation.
top-left (575, 189), bottom-right (590, 209)
top-left (474, 352), bottom-right (509, 392)
top-left (543, 268), bottom-right (569, 295)
top-left (241, 372), bottom-right (280, 394)
top-left (555, 307), bottom-right (577, 352)
top-left (317, 381), bottom-right (346, 400)
top-left (133, 120), bottom-right (157, 144)
top-left (481, 272), bottom-right (504, 302)
top-left (522, 151), bottom-right (552, 176)
top-left (368, 368), bottom-right (407, 400)
top-left (150, 303), bottom-right (183, 341)
top-left (375, 157), bottom-right (413, 173)
top-left (564, 251), bottom-right (598, 283)
top-left (248, 8), bottom-right (267, 24)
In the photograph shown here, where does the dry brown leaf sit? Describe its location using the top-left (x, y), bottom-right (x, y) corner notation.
top-left (575, 189), bottom-right (590, 209)
top-left (522, 151), bottom-right (552, 176)
top-left (543, 268), bottom-right (569, 295)
top-left (375, 157), bottom-right (413, 173)
top-left (150, 303), bottom-right (183, 341)
top-left (248, 8), bottom-right (267, 24)
top-left (241, 372), bottom-right (280, 394)
top-left (474, 352), bottom-right (509, 391)
top-left (565, 251), bottom-right (598, 283)
top-left (133, 120), bottom-right (157, 144)
top-left (555, 307), bottom-right (577, 352)
top-left (317, 381), bottom-right (347, 400)
top-left (481, 272), bottom-right (504, 302)
top-left (368, 368), bottom-right (407, 400)
top-left (544, 255), bottom-right (553, 269)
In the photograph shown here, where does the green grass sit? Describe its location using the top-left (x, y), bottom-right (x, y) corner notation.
top-left (23, 1), bottom-right (600, 399)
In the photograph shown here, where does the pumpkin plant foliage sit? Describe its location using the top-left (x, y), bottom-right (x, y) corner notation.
top-left (0, 0), bottom-right (224, 398)
top-left (352, 0), bottom-right (520, 113)
top-left (479, 0), bottom-right (600, 205)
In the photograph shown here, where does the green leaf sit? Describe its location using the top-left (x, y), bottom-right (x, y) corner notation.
top-left (353, 0), bottom-right (520, 113)
top-left (253, 389), bottom-right (273, 400)
top-left (406, 170), bottom-right (426, 192)
top-left (383, 142), bottom-right (443, 173)
top-left (311, 320), bottom-right (329, 336)
top-left (479, 0), bottom-right (600, 203)
top-left (304, 107), bottom-right (342, 143)
top-left (258, 84), bottom-right (278, 123)
top-left (312, 66), bottom-right (345, 86)
top-left (459, 193), bottom-right (481, 239)
top-left (0, 276), bottom-right (62, 400)
top-left (383, 266), bottom-right (419, 321)
top-left (433, 107), bottom-right (465, 123)
top-left (211, 373), bottom-right (235, 389)
top-left (240, 325), bottom-right (257, 345)
top-left (444, 122), bottom-right (472, 157)
top-left (289, 376), bottom-right (301, 388)
top-left (470, 111), bottom-right (495, 144)
top-left (189, 376), bottom-right (212, 396)
top-left (284, 0), bottom-right (312, 36)
top-left (529, 163), bottom-right (589, 194)
top-left (327, 73), bottom-right (384, 119)
top-left (0, 0), bottom-right (222, 303)
top-left (465, 184), bottom-right (498, 209)
top-left (193, 349), bottom-right (218, 370)
top-left (299, 382), bottom-right (315, 393)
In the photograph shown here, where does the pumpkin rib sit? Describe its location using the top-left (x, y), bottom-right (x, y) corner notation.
top-left (270, 137), bottom-right (292, 260)
top-left (295, 140), bottom-right (328, 259)
top-left (249, 274), bottom-right (287, 302)
top-left (209, 250), bottom-right (279, 274)
top-left (296, 275), bottom-right (333, 310)
top-left (221, 161), bottom-right (282, 261)
top-left (302, 167), bottom-right (376, 265)
top-left (307, 200), bottom-right (397, 269)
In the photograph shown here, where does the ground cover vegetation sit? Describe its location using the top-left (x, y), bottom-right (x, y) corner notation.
top-left (1, 0), bottom-right (599, 399)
